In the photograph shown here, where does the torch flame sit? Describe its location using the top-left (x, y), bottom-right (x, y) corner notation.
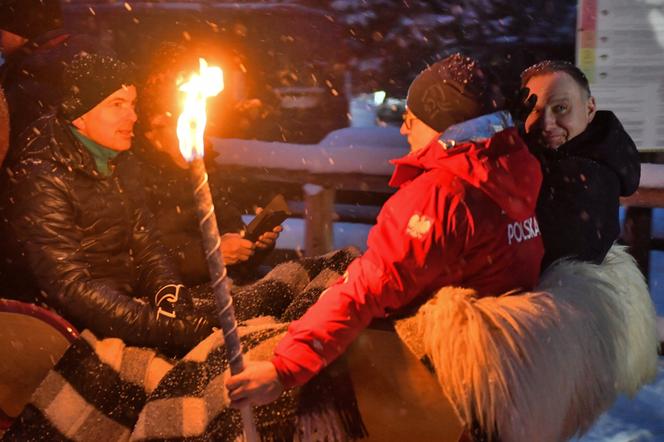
top-left (177, 58), bottom-right (224, 161)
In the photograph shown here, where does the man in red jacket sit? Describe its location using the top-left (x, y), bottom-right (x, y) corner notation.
top-left (226, 54), bottom-right (544, 405)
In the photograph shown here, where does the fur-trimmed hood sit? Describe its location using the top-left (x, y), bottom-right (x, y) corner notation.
top-left (390, 112), bottom-right (542, 220)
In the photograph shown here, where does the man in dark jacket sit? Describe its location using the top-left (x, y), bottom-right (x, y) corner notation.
top-left (128, 49), bottom-right (281, 286)
top-left (520, 60), bottom-right (640, 270)
top-left (0, 0), bottom-right (106, 158)
top-left (0, 53), bottom-right (215, 356)
top-left (125, 134), bottom-right (265, 286)
top-left (122, 49), bottom-right (360, 323)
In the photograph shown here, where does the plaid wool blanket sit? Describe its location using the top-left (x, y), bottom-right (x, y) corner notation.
top-left (2, 247), bottom-right (366, 441)
top-left (2, 318), bottom-right (366, 441)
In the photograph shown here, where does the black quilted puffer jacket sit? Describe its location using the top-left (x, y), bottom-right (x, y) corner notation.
top-left (0, 114), bottom-right (214, 355)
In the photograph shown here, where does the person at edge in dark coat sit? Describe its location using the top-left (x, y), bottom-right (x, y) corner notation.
top-left (520, 60), bottom-right (641, 270)
top-left (0, 53), bottom-right (218, 356)
top-left (225, 54), bottom-right (545, 412)
top-left (0, 0), bottom-right (108, 159)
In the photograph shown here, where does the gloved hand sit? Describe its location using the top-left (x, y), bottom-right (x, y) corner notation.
top-left (187, 283), bottom-right (224, 327)
top-left (154, 283), bottom-right (186, 320)
top-left (507, 87), bottom-right (537, 138)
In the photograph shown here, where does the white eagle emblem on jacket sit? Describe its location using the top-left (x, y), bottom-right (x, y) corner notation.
top-left (406, 214), bottom-right (433, 239)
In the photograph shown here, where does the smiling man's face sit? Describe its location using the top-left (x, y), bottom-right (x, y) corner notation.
top-left (73, 85), bottom-right (138, 151)
top-left (524, 71), bottom-right (596, 150)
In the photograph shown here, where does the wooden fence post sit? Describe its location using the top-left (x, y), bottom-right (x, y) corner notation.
top-left (303, 183), bottom-right (335, 256)
top-left (622, 206), bottom-right (653, 278)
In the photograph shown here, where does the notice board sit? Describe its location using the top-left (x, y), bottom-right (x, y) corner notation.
top-left (577, 0), bottom-right (664, 151)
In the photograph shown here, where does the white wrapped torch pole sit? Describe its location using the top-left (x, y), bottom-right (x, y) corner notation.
top-left (179, 59), bottom-right (260, 442)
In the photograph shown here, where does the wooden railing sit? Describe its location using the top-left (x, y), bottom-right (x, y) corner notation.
top-left (216, 160), bottom-right (664, 279)
top-left (621, 163), bottom-right (664, 278)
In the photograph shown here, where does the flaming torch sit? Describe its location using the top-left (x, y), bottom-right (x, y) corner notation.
top-left (177, 58), bottom-right (259, 441)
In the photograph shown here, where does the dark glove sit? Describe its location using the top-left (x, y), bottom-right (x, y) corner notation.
top-left (153, 284), bottom-right (218, 350)
top-left (507, 87), bottom-right (537, 138)
top-left (187, 283), bottom-right (223, 327)
top-left (154, 283), bottom-right (195, 320)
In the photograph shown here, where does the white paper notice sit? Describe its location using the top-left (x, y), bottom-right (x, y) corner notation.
top-left (577, 0), bottom-right (664, 151)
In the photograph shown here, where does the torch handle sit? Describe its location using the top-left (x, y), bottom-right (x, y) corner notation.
top-left (190, 159), bottom-right (260, 441)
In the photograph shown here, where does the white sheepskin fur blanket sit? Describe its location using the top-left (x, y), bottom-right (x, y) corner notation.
top-left (395, 244), bottom-right (659, 442)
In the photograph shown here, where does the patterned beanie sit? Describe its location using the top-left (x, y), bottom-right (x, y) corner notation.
top-left (406, 53), bottom-right (491, 132)
top-left (60, 53), bottom-right (135, 121)
top-left (0, 0), bottom-right (62, 40)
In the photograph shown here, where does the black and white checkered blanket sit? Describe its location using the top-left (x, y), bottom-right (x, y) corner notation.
top-left (3, 319), bottom-right (366, 441)
top-left (2, 248), bottom-right (366, 441)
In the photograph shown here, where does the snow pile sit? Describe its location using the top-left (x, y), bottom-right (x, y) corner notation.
top-left (640, 163), bottom-right (664, 189)
top-left (319, 126), bottom-right (406, 149)
top-left (211, 126), bottom-right (408, 175)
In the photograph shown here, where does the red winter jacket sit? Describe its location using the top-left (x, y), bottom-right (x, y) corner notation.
top-left (273, 116), bottom-right (544, 388)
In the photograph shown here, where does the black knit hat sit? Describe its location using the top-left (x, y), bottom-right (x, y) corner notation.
top-left (60, 53), bottom-right (135, 121)
top-left (406, 53), bottom-right (491, 132)
top-left (0, 0), bottom-right (62, 40)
